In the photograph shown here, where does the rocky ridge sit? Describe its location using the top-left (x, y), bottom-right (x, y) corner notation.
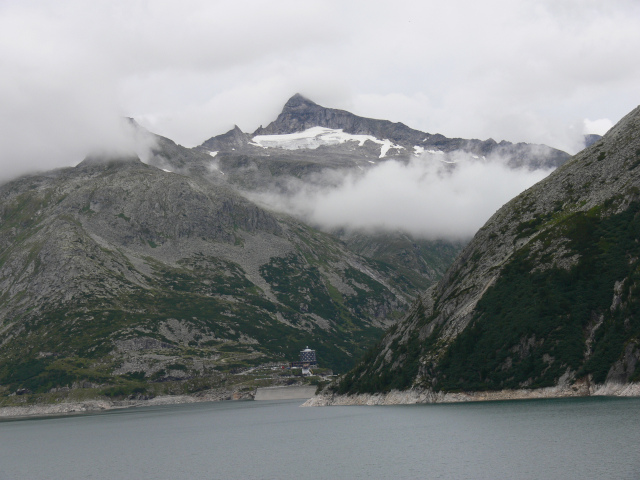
top-left (209, 93), bottom-right (571, 170)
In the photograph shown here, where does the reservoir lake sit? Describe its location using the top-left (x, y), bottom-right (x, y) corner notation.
top-left (1, 396), bottom-right (639, 479)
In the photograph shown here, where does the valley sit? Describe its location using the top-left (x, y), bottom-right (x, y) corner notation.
top-left (0, 94), bottom-right (590, 410)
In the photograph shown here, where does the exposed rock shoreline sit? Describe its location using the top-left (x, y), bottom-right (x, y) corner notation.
top-left (0, 389), bottom-right (254, 419)
top-left (302, 382), bottom-right (640, 406)
top-left (4, 383), bottom-right (638, 417)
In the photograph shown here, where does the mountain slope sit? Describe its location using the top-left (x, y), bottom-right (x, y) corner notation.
top-left (0, 157), bottom-right (411, 402)
top-left (334, 230), bottom-right (466, 294)
top-left (334, 104), bottom-right (640, 397)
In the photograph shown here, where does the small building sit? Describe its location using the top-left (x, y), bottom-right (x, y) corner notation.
top-left (290, 346), bottom-right (318, 376)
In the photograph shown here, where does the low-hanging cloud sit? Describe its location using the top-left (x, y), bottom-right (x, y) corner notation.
top-left (0, 3), bottom-right (159, 182)
top-left (247, 152), bottom-right (553, 239)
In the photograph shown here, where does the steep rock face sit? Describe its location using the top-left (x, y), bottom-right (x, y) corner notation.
top-left (0, 157), bottom-right (412, 400)
top-left (337, 104), bottom-right (640, 395)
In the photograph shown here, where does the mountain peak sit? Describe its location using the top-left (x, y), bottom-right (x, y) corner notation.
top-left (282, 93), bottom-right (318, 111)
top-left (199, 124), bottom-right (250, 151)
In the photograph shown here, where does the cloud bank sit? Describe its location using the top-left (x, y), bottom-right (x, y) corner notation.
top-left (247, 153), bottom-right (553, 239)
top-left (583, 118), bottom-right (614, 135)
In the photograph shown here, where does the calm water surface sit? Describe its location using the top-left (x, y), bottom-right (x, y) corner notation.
top-left (1, 396), bottom-right (639, 479)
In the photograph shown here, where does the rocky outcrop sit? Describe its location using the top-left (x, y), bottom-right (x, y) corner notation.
top-left (253, 94), bottom-right (426, 143)
top-left (200, 125), bottom-right (251, 152)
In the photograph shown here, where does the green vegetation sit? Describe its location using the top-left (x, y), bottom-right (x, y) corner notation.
top-left (0, 248), bottom-right (393, 397)
top-left (337, 300), bottom-right (433, 394)
top-left (338, 233), bottom-right (465, 297)
top-left (437, 201), bottom-right (640, 391)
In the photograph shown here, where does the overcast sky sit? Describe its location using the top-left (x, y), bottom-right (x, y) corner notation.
top-left (2, 0), bottom-right (640, 181)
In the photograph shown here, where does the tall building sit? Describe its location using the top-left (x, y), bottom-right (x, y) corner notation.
top-left (300, 347), bottom-right (316, 364)
top-left (290, 346), bottom-right (317, 375)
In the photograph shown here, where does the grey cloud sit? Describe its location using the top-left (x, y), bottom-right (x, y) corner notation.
top-left (246, 153), bottom-right (553, 239)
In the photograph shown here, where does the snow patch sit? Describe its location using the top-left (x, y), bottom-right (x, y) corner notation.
top-left (251, 127), bottom-right (404, 159)
top-left (413, 146), bottom-right (424, 156)
top-left (379, 140), bottom-right (404, 158)
top-left (426, 149), bottom-right (445, 155)
top-left (208, 151), bottom-right (218, 158)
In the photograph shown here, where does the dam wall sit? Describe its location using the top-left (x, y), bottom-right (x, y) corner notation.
top-left (254, 385), bottom-right (317, 401)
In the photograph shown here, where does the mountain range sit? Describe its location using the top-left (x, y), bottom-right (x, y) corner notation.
top-left (0, 94), bottom-right (582, 406)
top-left (198, 93), bottom-right (570, 175)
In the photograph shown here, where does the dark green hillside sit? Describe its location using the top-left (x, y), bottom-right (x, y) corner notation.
top-left (336, 104), bottom-right (640, 396)
top-left (437, 201), bottom-right (640, 391)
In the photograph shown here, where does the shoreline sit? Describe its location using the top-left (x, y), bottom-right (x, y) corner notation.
top-left (0, 389), bottom-right (254, 420)
top-left (302, 381), bottom-right (640, 406)
top-left (0, 383), bottom-right (318, 419)
top-left (3, 382), bottom-right (638, 418)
